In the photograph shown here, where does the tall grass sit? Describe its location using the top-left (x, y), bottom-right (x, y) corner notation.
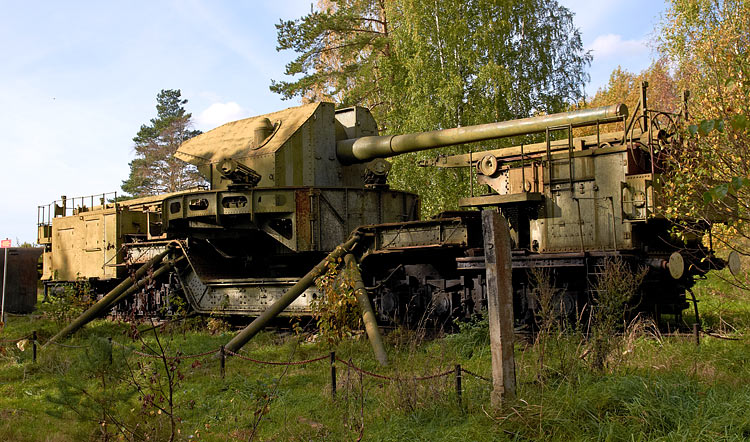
top-left (0, 268), bottom-right (748, 441)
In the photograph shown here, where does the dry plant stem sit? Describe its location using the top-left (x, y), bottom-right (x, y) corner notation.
top-left (121, 321), bottom-right (180, 442)
top-left (150, 319), bottom-right (177, 442)
top-left (100, 371), bottom-right (109, 442)
top-left (591, 258), bottom-right (648, 371)
top-left (356, 370), bottom-right (365, 442)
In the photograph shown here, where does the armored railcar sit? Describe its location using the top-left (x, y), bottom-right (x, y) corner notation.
top-left (37, 83), bottom-right (733, 327)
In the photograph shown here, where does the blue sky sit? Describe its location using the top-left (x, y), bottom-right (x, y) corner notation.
top-left (0, 0), bottom-right (666, 244)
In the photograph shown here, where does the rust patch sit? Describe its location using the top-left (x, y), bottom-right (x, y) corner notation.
top-left (296, 189), bottom-right (312, 251)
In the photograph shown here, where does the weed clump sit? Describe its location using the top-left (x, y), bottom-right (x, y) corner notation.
top-left (590, 258), bottom-right (648, 371)
top-left (40, 281), bottom-right (95, 325)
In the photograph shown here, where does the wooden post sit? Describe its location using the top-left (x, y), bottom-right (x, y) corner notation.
top-left (108, 337), bottom-right (113, 365)
top-left (330, 351), bottom-right (337, 399)
top-left (481, 209), bottom-right (516, 407)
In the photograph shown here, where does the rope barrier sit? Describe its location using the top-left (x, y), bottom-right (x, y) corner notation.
top-left (702, 330), bottom-right (741, 341)
top-left (0, 335), bottom-right (31, 344)
top-left (461, 368), bottom-right (492, 383)
top-left (336, 358), bottom-right (395, 380)
top-left (225, 349), bottom-right (328, 366)
top-left (130, 348), bottom-right (219, 360)
top-left (6, 331), bottom-right (484, 387)
top-left (414, 368), bottom-right (456, 381)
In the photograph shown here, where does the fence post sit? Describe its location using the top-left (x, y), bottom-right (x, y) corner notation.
top-left (220, 346), bottom-right (226, 379)
top-left (32, 331), bottom-right (37, 363)
top-left (108, 337), bottom-right (113, 365)
top-left (693, 323), bottom-right (700, 346)
top-left (330, 351), bottom-right (336, 400)
top-left (455, 364), bottom-right (462, 409)
top-left (482, 209), bottom-right (517, 408)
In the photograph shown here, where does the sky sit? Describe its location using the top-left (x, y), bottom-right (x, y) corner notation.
top-left (0, 0), bottom-right (666, 244)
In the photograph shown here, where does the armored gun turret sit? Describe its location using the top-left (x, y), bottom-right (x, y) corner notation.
top-left (134, 101), bottom-right (626, 317)
top-left (164, 103), bottom-right (626, 247)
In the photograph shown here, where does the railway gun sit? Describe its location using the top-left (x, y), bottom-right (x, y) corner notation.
top-left (38, 82), bottom-right (739, 345)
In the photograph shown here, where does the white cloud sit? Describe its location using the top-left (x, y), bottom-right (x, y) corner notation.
top-left (196, 102), bottom-right (247, 129)
top-left (590, 34), bottom-right (646, 58)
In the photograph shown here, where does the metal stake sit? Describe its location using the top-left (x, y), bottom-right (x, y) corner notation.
top-left (220, 346), bottom-right (226, 379)
top-left (456, 364), bottom-right (462, 408)
top-left (1, 245), bottom-right (7, 324)
top-left (330, 351), bottom-right (336, 399)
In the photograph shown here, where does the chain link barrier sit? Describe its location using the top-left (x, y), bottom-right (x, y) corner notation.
top-left (336, 356), bottom-right (454, 381)
top-left (461, 368), bottom-right (492, 383)
top-left (0, 335), bottom-right (31, 344)
top-left (5, 331), bottom-right (491, 387)
top-left (225, 349), bottom-right (328, 366)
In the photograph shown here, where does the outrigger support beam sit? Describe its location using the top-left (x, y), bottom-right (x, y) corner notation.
top-left (344, 253), bottom-right (388, 366)
top-left (224, 234), bottom-right (361, 353)
top-left (44, 247), bottom-right (172, 347)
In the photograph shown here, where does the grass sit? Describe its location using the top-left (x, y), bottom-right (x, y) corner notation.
top-left (0, 273), bottom-right (749, 441)
top-left (691, 268), bottom-right (750, 331)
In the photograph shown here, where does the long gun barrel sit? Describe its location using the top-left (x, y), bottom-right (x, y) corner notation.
top-left (337, 104), bottom-right (627, 164)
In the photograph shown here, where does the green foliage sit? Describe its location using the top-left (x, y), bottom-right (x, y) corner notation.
top-left (121, 89), bottom-right (205, 197)
top-left (272, 0), bottom-right (590, 217)
top-left (656, 0), bottom-right (750, 251)
top-left (703, 176), bottom-right (750, 203)
top-left (682, 116), bottom-right (750, 205)
top-left (272, 0), bottom-right (393, 107)
top-left (446, 313), bottom-right (489, 359)
top-left (730, 114), bottom-right (749, 131)
top-left (45, 336), bottom-right (135, 441)
top-left (40, 281), bottom-right (95, 325)
top-left (692, 267), bottom-right (750, 331)
top-left (312, 256), bottom-right (361, 345)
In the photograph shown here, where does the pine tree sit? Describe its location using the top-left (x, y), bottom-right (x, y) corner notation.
top-left (272, 0), bottom-right (393, 110)
top-left (121, 89), bottom-right (205, 197)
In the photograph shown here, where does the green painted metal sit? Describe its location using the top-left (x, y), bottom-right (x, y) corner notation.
top-left (107, 256), bottom-right (185, 308)
top-left (44, 248), bottom-right (171, 346)
top-left (344, 253), bottom-right (388, 366)
top-left (224, 234), bottom-right (360, 353)
top-left (336, 104), bottom-right (627, 164)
